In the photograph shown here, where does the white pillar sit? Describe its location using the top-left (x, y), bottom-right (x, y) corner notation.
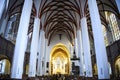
top-left (42, 38), bottom-right (46, 74)
top-left (44, 39), bottom-right (48, 75)
top-left (81, 17), bottom-right (93, 77)
top-left (70, 45), bottom-right (73, 73)
top-left (28, 17), bottom-right (40, 77)
top-left (88, 0), bottom-right (110, 79)
top-left (115, 0), bottom-right (120, 13)
top-left (70, 44), bottom-right (74, 58)
top-left (37, 30), bottom-right (45, 76)
top-left (74, 38), bottom-right (78, 58)
top-left (42, 35), bottom-right (46, 74)
top-left (77, 30), bottom-right (84, 76)
top-left (0, 0), bottom-right (5, 19)
top-left (11, 0), bottom-right (32, 79)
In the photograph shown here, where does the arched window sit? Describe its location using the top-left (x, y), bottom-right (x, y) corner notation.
top-left (105, 12), bottom-right (120, 41)
top-left (5, 13), bottom-right (20, 44)
top-left (0, 59), bottom-right (10, 74)
top-left (102, 25), bottom-right (109, 46)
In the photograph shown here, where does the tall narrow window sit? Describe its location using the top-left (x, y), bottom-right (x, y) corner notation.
top-left (102, 25), bottom-right (109, 46)
top-left (105, 12), bottom-right (120, 41)
top-left (109, 13), bottom-right (120, 40)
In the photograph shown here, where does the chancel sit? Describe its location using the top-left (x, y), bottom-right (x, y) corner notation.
top-left (0, 0), bottom-right (120, 80)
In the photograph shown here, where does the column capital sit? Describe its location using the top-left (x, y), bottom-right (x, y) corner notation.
top-left (35, 16), bottom-right (40, 19)
top-left (81, 14), bottom-right (87, 19)
top-left (77, 26), bottom-right (81, 30)
top-left (81, 16), bottom-right (87, 20)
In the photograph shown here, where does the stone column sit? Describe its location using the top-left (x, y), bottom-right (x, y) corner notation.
top-left (0, 0), bottom-right (5, 19)
top-left (42, 38), bottom-right (46, 74)
top-left (81, 17), bottom-right (93, 77)
top-left (11, 0), bottom-right (32, 79)
top-left (74, 38), bottom-right (78, 58)
top-left (44, 39), bottom-right (48, 75)
top-left (42, 34), bottom-right (46, 74)
top-left (70, 44), bottom-right (73, 73)
top-left (28, 17), bottom-right (40, 77)
top-left (88, 0), bottom-right (110, 79)
top-left (77, 30), bottom-right (84, 76)
top-left (37, 30), bottom-right (45, 76)
top-left (115, 0), bottom-right (120, 13)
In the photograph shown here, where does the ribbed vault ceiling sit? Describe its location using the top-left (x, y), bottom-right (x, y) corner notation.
top-left (8, 0), bottom-right (120, 45)
top-left (39, 0), bottom-right (83, 45)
